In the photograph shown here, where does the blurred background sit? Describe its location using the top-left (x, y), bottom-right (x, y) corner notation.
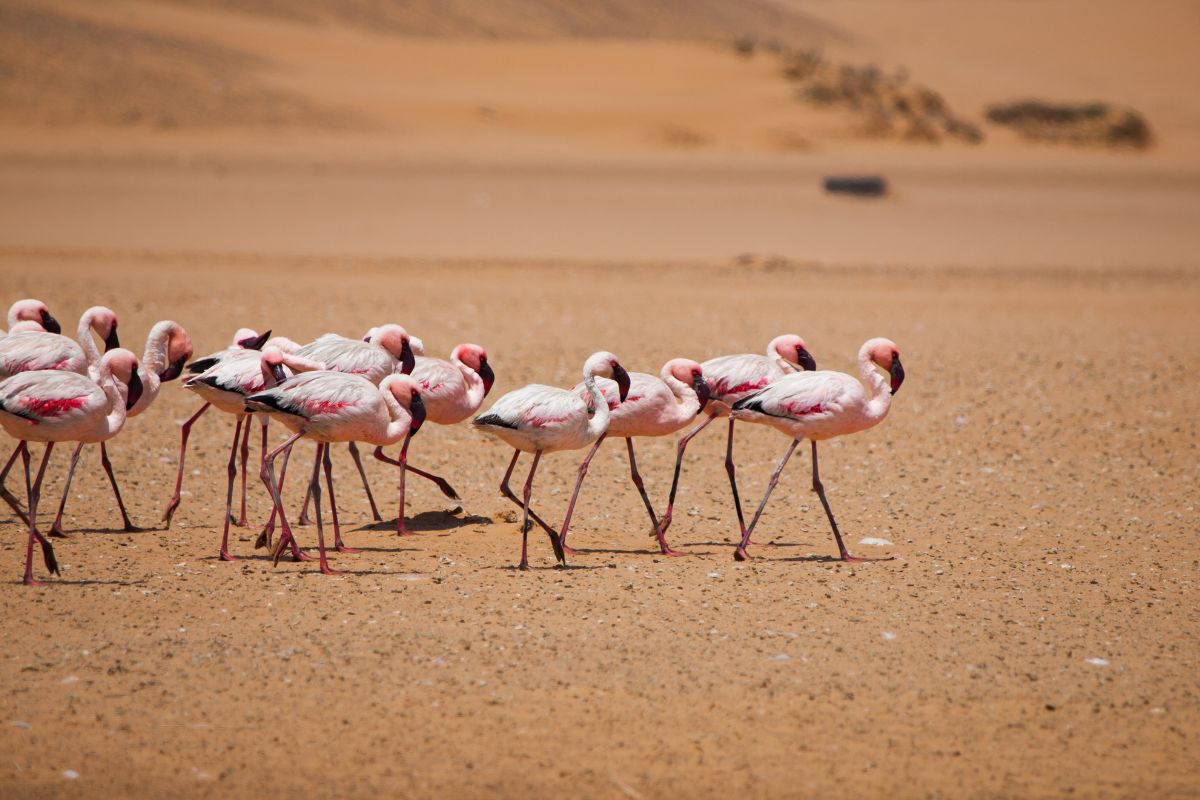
top-left (1, 0), bottom-right (1198, 270)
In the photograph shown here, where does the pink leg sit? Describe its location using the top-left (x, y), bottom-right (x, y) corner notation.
top-left (99, 442), bottom-right (140, 532)
top-left (348, 441), bottom-right (383, 522)
top-left (735, 438), bottom-right (799, 561)
top-left (557, 434), bottom-right (607, 555)
top-left (322, 444), bottom-right (357, 552)
top-left (494, 448), bottom-right (560, 540)
top-left (256, 442), bottom-right (313, 560)
top-left (219, 416), bottom-right (244, 561)
top-left (724, 418), bottom-right (750, 541)
top-left (517, 450), bottom-right (543, 570)
top-left (372, 446), bottom-right (462, 532)
top-left (655, 411), bottom-right (718, 542)
top-left (162, 403), bottom-right (209, 528)
top-left (261, 431), bottom-right (310, 565)
top-left (810, 441), bottom-right (893, 563)
top-left (0, 441), bottom-right (30, 525)
top-left (49, 442), bottom-right (85, 537)
top-left (236, 413), bottom-right (251, 526)
top-left (21, 442), bottom-right (56, 586)
top-left (625, 438), bottom-right (679, 556)
top-left (307, 443), bottom-right (339, 575)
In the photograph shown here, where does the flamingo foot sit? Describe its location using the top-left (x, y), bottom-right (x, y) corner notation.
top-left (219, 550), bottom-right (241, 562)
top-left (318, 562), bottom-right (341, 576)
top-left (518, 561), bottom-right (530, 571)
top-left (297, 512), bottom-right (312, 527)
top-left (121, 522), bottom-right (145, 533)
top-left (659, 546), bottom-right (684, 557)
top-left (335, 544), bottom-right (361, 554)
top-left (22, 575), bottom-right (45, 587)
top-left (48, 524), bottom-right (71, 539)
top-left (733, 546), bottom-right (751, 561)
top-left (291, 550), bottom-right (317, 562)
top-left (561, 544), bottom-right (580, 557)
top-left (255, 529), bottom-right (271, 550)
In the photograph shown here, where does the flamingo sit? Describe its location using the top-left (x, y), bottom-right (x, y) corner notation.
top-left (564, 358), bottom-right (711, 556)
top-left (48, 321), bottom-right (194, 536)
top-left (183, 346), bottom-right (324, 560)
top-left (655, 334), bottom-right (817, 545)
top-left (292, 324), bottom-right (418, 526)
top-left (728, 338), bottom-right (905, 562)
top-left (473, 351), bottom-right (631, 570)
top-left (0, 306), bottom-right (121, 521)
top-left (245, 371), bottom-right (432, 575)
top-left (161, 328), bottom-right (271, 528)
top-left (1, 299), bottom-right (60, 338)
top-left (0, 348), bottom-right (143, 585)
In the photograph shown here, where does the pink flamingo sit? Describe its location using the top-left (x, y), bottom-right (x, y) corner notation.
top-left (473, 351), bottom-right (631, 570)
top-left (292, 324), bottom-right (418, 525)
top-left (0, 306), bottom-right (121, 521)
top-left (0, 348), bottom-right (143, 585)
top-left (183, 346), bottom-right (324, 560)
top-left (245, 371), bottom-right (432, 575)
top-left (729, 338), bottom-right (905, 561)
top-left (49, 321), bottom-right (194, 536)
top-left (161, 328), bottom-right (271, 528)
top-left (655, 334), bottom-right (817, 544)
top-left (1, 299), bottom-right (60, 337)
top-left (564, 358), bottom-right (711, 556)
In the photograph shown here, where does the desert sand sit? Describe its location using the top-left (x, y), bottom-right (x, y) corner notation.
top-left (1, 1), bottom-right (1198, 798)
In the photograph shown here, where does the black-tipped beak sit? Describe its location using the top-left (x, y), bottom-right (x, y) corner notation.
top-left (613, 363), bottom-right (631, 402)
top-left (239, 330), bottom-right (271, 351)
top-left (477, 358), bottom-right (495, 395)
top-left (693, 373), bottom-right (711, 414)
top-left (40, 310), bottom-right (61, 334)
top-left (409, 392), bottom-right (427, 433)
top-left (125, 370), bottom-right (144, 410)
top-left (889, 355), bottom-right (905, 395)
top-left (399, 338), bottom-right (416, 375)
top-left (159, 355), bottom-right (188, 382)
top-left (270, 362), bottom-right (288, 385)
top-left (363, 334), bottom-right (372, 342)
top-left (796, 345), bottom-right (817, 372)
top-left (104, 323), bottom-right (120, 352)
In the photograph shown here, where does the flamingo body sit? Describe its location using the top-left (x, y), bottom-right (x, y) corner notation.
top-left (411, 343), bottom-right (493, 425)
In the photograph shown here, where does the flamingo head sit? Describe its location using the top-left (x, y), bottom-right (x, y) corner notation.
top-left (9, 299), bottom-right (60, 334)
top-left (374, 324), bottom-right (416, 374)
top-left (159, 324), bottom-right (194, 382)
top-left (84, 306), bottom-right (121, 351)
top-left (264, 336), bottom-right (301, 354)
top-left (387, 374), bottom-right (426, 433)
top-left (770, 334), bottom-right (817, 372)
top-left (665, 358), bottom-right (711, 414)
top-left (583, 351), bottom-right (631, 402)
top-left (260, 347), bottom-right (289, 386)
top-left (454, 343), bottom-right (494, 395)
top-left (103, 348), bottom-right (144, 410)
top-left (864, 338), bottom-right (904, 395)
top-left (236, 329), bottom-right (271, 350)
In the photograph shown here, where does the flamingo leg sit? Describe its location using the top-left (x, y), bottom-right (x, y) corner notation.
top-left (22, 442), bottom-right (56, 586)
top-left (497, 449), bottom-right (560, 540)
top-left (0, 441), bottom-right (30, 525)
top-left (517, 450), bottom-right (543, 570)
top-left (557, 433), bottom-right (607, 554)
top-left (810, 441), bottom-right (893, 564)
top-left (297, 443), bottom-right (315, 526)
top-left (347, 441), bottom-right (383, 522)
top-left (372, 448), bottom-right (461, 502)
top-left (395, 434), bottom-right (412, 535)
top-left (625, 438), bottom-right (678, 556)
top-left (322, 444), bottom-right (357, 552)
top-left (308, 442), bottom-right (338, 575)
top-left (162, 402), bottom-right (210, 528)
top-left (235, 413), bottom-right (251, 526)
top-left (724, 418), bottom-right (749, 539)
top-left (49, 442), bottom-right (86, 537)
top-left (219, 416), bottom-right (244, 561)
top-left (735, 438), bottom-right (800, 561)
top-left (99, 442), bottom-right (140, 532)
top-left (655, 411), bottom-right (718, 541)
top-left (257, 441), bottom-right (313, 559)
top-left (262, 431), bottom-right (311, 565)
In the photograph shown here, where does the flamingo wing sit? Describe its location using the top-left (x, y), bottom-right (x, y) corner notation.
top-left (0, 370), bottom-right (102, 425)
top-left (733, 371), bottom-right (858, 422)
top-left (701, 353), bottom-right (776, 402)
top-left (476, 384), bottom-right (585, 432)
top-left (0, 332), bottom-right (86, 378)
top-left (410, 357), bottom-right (465, 406)
top-left (248, 371), bottom-right (374, 420)
top-left (298, 338), bottom-right (389, 379)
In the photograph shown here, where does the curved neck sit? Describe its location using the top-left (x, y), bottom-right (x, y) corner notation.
top-left (142, 321), bottom-right (174, 375)
top-left (453, 354), bottom-right (487, 409)
top-left (98, 364), bottom-right (129, 434)
top-left (379, 377), bottom-right (413, 444)
top-left (582, 376), bottom-right (611, 439)
top-left (859, 347), bottom-right (892, 423)
top-left (660, 368), bottom-right (701, 426)
top-left (77, 311), bottom-right (102, 369)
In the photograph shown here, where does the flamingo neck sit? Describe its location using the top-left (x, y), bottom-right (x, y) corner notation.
top-left (142, 321), bottom-right (175, 375)
top-left (77, 311), bottom-right (103, 373)
top-left (859, 346), bottom-right (892, 424)
top-left (582, 376), bottom-right (611, 440)
top-left (453, 354), bottom-right (487, 410)
top-left (98, 363), bottom-right (129, 435)
top-left (379, 376), bottom-right (414, 444)
top-left (660, 368), bottom-right (701, 425)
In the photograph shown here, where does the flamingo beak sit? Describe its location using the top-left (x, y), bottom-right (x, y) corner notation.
top-left (104, 323), bottom-right (121, 352)
top-left (159, 356), bottom-right (188, 382)
top-left (796, 345), bottom-right (817, 371)
top-left (477, 357), bottom-right (495, 395)
top-left (125, 370), bottom-right (144, 410)
top-left (40, 310), bottom-right (61, 334)
top-left (693, 373), bottom-right (711, 414)
top-left (613, 363), bottom-right (631, 402)
top-left (889, 355), bottom-right (905, 395)
top-left (269, 362), bottom-right (288, 385)
top-left (399, 338), bottom-right (416, 375)
top-left (409, 392), bottom-right (427, 433)
top-left (239, 330), bottom-right (271, 351)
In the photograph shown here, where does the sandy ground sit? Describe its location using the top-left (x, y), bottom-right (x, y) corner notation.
top-left (0, 255), bottom-right (1197, 798)
top-left (2, 0), bottom-right (1199, 796)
